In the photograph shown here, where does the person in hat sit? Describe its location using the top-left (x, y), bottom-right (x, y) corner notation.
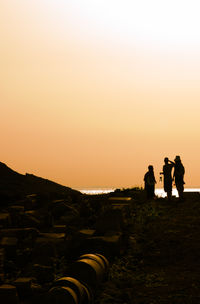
top-left (144, 165), bottom-right (157, 199)
top-left (173, 155), bottom-right (185, 200)
top-left (160, 157), bottom-right (174, 200)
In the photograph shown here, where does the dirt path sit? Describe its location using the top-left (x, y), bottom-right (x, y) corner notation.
top-left (97, 195), bottom-right (200, 304)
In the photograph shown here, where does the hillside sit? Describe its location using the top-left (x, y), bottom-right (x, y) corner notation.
top-left (0, 162), bottom-right (81, 200)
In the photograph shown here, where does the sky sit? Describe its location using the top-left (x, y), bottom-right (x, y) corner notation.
top-left (1, 0), bottom-right (200, 189)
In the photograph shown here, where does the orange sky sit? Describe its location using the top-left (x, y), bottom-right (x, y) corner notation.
top-left (1, 1), bottom-right (200, 188)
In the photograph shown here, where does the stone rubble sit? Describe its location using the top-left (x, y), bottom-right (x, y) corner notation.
top-left (0, 192), bottom-right (131, 303)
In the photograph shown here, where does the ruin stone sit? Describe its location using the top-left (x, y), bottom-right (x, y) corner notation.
top-left (52, 224), bottom-right (67, 233)
top-left (0, 284), bottom-right (19, 304)
top-left (9, 207), bottom-right (24, 227)
top-left (1, 237), bottom-right (18, 259)
top-left (13, 277), bottom-right (33, 299)
top-left (32, 237), bottom-right (56, 265)
top-left (0, 228), bottom-right (39, 240)
top-left (82, 234), bottom-right (123, 258)
top-left (33, 264), bottom-right (54, 284)
top-left (0, 213), bottom-right (11, 228)
top-left (95, 208), bottom-right (124, 235)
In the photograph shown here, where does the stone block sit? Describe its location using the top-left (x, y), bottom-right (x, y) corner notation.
top-left (24, 194), bottom-right (37, 210)
top-left (0, 213), bottom-right (11, 228)
top-left (83, 234), bottom-right (123, 258)
top-left (9, 206), bottom-right (25, 227)
top-left (0, 228), bottom-right (39, 240)
top-left (0, 284), bottom-right (19, 304)
top-left (0, 237), bottom-right (18, 259)
top-left (41, 233), bottom-right (67, 256)
top-left (0, 248), bottom-right (5, 266)
top-left (51, 200), bottom-right (78, 219)
top-left (13, 277), bottom-right (32, 299)
top-left (39, 232), bottom-right (65, 239)
top-left (108, 196), bottom-right (132, 202)
top-left (52, 225), bottom-right (67, 233)
top-left (9, 206), bottom-right (24, 213)
top-left (95, 209), bottom-right (124, 235)
top-left (21, 212), bottom-right (40, 229)
top-left (65, 230), bottom-right (96, 256)
top-left (0, 249), bottom-right (5, 281)
top-left (32, 237), bottom-right (56, 265)
top-left (0, 273), bottom-right (4, 284)
top-left (33, 264), bottom-right (54, 283)
top-left (78, 229), bottom-right (96, 238)
top-left (33, 233), bottom-right (66, 264)
top-left (31, 283), bottom-right (47, 304)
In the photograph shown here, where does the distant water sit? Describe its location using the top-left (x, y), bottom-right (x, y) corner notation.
top-left (79, 188), bottom-right (115, 195)
top-left (79, 188), bottom-right (200, 197)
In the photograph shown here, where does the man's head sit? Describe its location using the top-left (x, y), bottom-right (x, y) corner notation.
top-left (164, 157), bottom-right (168, 164)
top-left (148, 165), bottom-right (153, 172)
top-left (174, 155), bottom-right (181, 163)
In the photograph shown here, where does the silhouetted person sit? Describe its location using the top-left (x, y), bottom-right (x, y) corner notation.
top-left (173, 155), bottom-right (185, 200)
top-left (160, 157), bottom-right (174, 200)
top-left (144, 165), bottom-right (156, 199)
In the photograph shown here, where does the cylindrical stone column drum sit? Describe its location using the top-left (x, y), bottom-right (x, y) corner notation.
top-left (53, 277), bottom-right (84, 303)
top-left (95, 254), bottom-right (109, 270)
top-left (51, 277), bottom-right (93, 304)
top-left (79, 254), bottom-right (109, 274)
top-left (79, 253), bottom-right (109, 280)
top-left (81, 283), bottom-right (94, 304)
top-left (48, 286), bottom-right (78, 304)
top-left (69, 258), bottom-right (103, 290)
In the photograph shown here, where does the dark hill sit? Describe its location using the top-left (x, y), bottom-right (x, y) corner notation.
top-left (0, 162), bottom-right (81, 200)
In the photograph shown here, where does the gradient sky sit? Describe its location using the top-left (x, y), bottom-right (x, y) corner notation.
top-left (1, 0), bottom-right (200, 189)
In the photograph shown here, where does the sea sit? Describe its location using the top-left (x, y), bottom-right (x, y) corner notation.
top-left (78, 188), bottom-right (200, 197)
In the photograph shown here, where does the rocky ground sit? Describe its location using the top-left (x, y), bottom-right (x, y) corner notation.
top-left (97, 191), bottom-right (200, 304)
top-left (0, 187), bottom-right (200, 303)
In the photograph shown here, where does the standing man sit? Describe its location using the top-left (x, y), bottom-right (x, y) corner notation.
top-left (144, 165), bottom-right (157, 199)
top-left (160, 157), bottom-right (174, 200)
top-left (173, 155), bottom-right (185, 201)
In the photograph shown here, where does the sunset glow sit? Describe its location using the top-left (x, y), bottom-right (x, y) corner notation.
top-left (1, 0), bottom-right (200, 188)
